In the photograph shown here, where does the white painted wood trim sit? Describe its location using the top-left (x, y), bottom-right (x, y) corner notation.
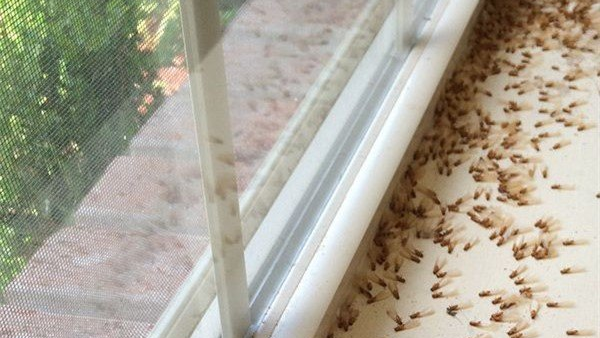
top-left (172, 1), bottom-right (250, 338)
top-left (267, 1), bottom-right (481, 337)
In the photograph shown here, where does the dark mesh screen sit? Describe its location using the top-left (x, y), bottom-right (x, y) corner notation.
top-left (0, 0), bottom-right (219, 336)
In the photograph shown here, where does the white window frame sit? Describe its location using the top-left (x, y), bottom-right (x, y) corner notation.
top-left (149, 0), bottom-right (456, 337)
top-left (265, 1), bottom-right (483, 337)
top-left (175, 1), bottom-right (251, 338)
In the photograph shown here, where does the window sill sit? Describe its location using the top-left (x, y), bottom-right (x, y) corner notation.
top-left (259, 1), bottom-right (483, 337)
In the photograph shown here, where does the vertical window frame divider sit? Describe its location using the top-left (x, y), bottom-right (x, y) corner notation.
top-left (396, 0), bottom-right (413, 55)
top-left (178, 1), bottom-right (251, 338)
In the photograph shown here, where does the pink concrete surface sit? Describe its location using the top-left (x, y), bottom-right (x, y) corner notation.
top-left (224, 0), bottom-right (368, 189)
top-left (0, 305), bottom-right (153, 338)
top-left (76, 155), bottom-right (207, 235)
top-left (4, 226), bottom-right (208, 322)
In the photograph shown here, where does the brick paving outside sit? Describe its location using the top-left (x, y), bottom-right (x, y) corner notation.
top-left (0, 0), bottom-right (369, 336)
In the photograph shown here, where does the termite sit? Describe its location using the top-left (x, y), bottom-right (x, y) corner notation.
top-left (433, 258), bottom-right (442, 275)
top-left (435, 271), bottom-right (447, 278)
top-left (552, 140), bottom-right (571, 150)
top-left (386, 309), bottom-right (403, 326)
top-left (447, 242), bottom-right (456, 254)
top-left (546, 302), bottom-right (560, 308)
top-left (463, 241), bottom-right (473, 251)
top-left (513, 250), bottom-right (524, 262)
top-left (490, 311), bottom-right (504, 322)
top-left (369, 272), bottom-right (387, 287)
top-left (500, 302), bottom-right (516, 310)
top-left (479, 290), bottom-right (492, 297)
top-left (497, 237), bottom-right (506, 246)
top-left (507, 323), bottom-right (525, 336)
top-left (418, 187), bottom-right (441, 205)
top-left (551, 184), bottom-right (573, 190)
top-left (473, 205), bottom-right (486, 212)
top-left (566, 329), bottom-right (579, 336)
top-left (358, 286), bottom-right (372, 299)
top-left (367, 290), bottom-right (391, 304)
top-left (409, 312), bottom-right (422, 319)
top-left (492, 296), bottom-right (503, 305)
top-left (530, 308), bottom-right (538, 319)
top-left (577, 124), bottom-right (590, 131)
top-left (469, 321), bottom-right (482, 327)
top-left (394, 324), bottom-right (406, 332)
top-left (446, 304), bottom-right (459, 316)
top-left (388, 281), bottom-right (399, 300)
top-left (563, 239), bottom-right (575, 246)
top-left (521, 288), bottom-right (533, 299)
top-left (560, 267), bottom-right (571, 274)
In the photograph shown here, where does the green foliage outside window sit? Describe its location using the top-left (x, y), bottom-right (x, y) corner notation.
top-left (0, 0), bottom-right (185, 292)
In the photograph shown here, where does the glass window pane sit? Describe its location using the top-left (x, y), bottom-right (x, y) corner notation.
top-left (220, 0), bottom-right (400, 322)
top-left (223, 0), bottom-right (397, 238)
top-left (225, 0), bottom-right (375, 191)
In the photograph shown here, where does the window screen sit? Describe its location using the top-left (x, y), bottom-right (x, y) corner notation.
top-left (0, 0), bottom-right (211, 336)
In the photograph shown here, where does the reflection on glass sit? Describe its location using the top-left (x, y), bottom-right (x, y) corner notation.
top-left (223, 0), bottom-right (372, 191)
